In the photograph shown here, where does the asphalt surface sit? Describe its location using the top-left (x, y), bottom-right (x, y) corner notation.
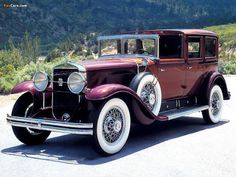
top-left (0, 76), bottom-right (236, 177)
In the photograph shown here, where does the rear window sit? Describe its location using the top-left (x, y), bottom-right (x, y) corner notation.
top-left (159, 36), bottom-right (182, 58)
top-left (205, 37), bottom-right (216, 57)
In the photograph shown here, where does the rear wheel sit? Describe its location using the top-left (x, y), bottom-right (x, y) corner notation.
top-left (90, 98), bottom-right (131, 155)
top-left (202, 85), bottom-right (223, 124)
top-left (12, 93), bottom-right (50, 145)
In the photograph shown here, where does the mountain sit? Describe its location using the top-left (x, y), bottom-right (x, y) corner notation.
top-left (1, 0), bottom-right (236, 52)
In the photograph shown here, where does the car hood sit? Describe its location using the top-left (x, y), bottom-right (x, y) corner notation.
top-left (78, 58), bottom-right (141, 71)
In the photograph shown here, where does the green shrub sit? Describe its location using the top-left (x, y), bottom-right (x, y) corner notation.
top-left (219, 60), bottom-right (236, 74)
top-left (0, 56), bottom-right (91, 93)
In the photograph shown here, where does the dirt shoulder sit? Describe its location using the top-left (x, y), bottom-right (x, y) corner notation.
top-left (0, 94), bottom-right (21, 108)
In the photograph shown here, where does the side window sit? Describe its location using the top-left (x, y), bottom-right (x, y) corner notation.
top-left (124, 39), bottom-right (135, 54)
top-left (101, 39), bottom-right (120, 56)
top-left (159, 36), bottom-right (182, 58)
top-left (188, 37), bottom-right (201, 58)
top-left (142, 39), bottom-right (155, 55)
top-left (205, 37), bottom-right (216, 57)
top-left (124, 39), bottom-right (155, 56)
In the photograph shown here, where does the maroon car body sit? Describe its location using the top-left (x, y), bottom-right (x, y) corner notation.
top-left (7, 29), bottom-right (230, 155)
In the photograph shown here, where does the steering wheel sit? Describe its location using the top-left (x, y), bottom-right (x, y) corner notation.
top-left (137, 49), bottom-right (149, 55)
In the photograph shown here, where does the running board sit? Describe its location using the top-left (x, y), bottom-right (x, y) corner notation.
top-left (159, 105), bottom-right (209, 120)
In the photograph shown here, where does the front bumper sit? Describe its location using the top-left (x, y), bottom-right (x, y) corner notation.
top-left (6, 114), bottom-right (93, 135)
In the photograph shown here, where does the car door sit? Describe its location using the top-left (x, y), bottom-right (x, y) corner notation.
top-left (151, 35), bottom-right (185, 100)
top-left (184, 35), bottom-right (205, 96)
top-left (157, 58), bottom-right (186, 100)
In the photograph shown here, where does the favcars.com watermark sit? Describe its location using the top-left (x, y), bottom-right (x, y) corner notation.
top-left (3, 3), bottom-right (27, 8)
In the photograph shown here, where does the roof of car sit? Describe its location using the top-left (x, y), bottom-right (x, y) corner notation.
top-left (126, 29), bottom-right (217, 37)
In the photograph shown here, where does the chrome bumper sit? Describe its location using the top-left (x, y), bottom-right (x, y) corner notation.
top-left (6, 114), bottom-right (93, 135)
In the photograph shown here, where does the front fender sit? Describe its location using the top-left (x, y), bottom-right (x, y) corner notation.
top-left (85, 84), bottom-right (137, 101)
top-left (85, 84), bottom-right (167, 123)
top-left (11, 80), bottom-right (36, 95)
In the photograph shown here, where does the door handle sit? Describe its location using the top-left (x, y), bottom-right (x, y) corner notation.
top-left (187, 66), bottom-right (192, 70)
top-left (160, 68), bottom-right (165, 72)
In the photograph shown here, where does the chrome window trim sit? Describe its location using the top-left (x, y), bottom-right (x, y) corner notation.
top-left (97, 34), bottom-right (159, 40)
top-left (97, 34), bottom-right (160, 59)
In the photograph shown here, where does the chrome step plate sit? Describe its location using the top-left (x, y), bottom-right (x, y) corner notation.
top-left (160, 105), bottom-right (209, 120)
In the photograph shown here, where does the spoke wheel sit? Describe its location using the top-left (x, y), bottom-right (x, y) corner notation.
top-left (140, 81), bottom-right (157, 111)
top-left (103, 107), bottom-right (124, 144)
top-left (202, 85), bottom-right (223, 124)
top-left (91, 98), bottom-right (131, 155)
top-left (136, 74), bottom-right (162, 116)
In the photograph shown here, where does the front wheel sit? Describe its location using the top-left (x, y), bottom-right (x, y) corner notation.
top-left (11, 93), bottom-right (51, 145)
top-left (202, 85), bottom-right (224, 124)
top-left (90, 98), bottom-right (131, 155)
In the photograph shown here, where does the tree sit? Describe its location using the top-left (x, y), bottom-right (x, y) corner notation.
top-left (20, 32), bottom-right (41, 63)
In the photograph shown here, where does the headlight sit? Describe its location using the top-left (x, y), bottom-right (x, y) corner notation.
top-left (67, 72), bottom-right (86, 94)
top-left (33, 71), bottom-right (49, 92)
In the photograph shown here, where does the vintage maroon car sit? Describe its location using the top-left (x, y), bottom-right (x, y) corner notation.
top-left (7, 29), bottom-right (230, 155)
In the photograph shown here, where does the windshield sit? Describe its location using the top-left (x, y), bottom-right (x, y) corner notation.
top-left (99, 38), bottom-right (157, 57)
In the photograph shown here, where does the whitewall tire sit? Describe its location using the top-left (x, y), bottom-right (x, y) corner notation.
top-left (92, 98), bottom-right (131, 155)
top-left (136, 74), bottom-right (162, 116)
top-left (202, 85), bottom-right (224, 124)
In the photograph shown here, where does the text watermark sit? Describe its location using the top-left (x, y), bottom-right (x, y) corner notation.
top-left (3, 3), bottom-right (28, 8)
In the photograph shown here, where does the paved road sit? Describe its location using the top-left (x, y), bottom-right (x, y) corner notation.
top-left (0, 76), bottom-right (236, 177)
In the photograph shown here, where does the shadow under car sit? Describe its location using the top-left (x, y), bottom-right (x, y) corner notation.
top-left (1, 116), bottom-right (229, 165)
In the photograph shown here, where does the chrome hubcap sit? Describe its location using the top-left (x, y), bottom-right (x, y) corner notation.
top-left (103, 107), bottom-right (124, 143)
top-left (141, 82), bottom-right (156, 110)
top-left (149, 93), bottom-right (156, 106)
top-left (114, 120), bottom-right (122, 133)
top-left (211, 92), bottom-right (221, 116)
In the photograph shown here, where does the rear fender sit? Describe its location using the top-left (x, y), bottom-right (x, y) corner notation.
top-left (207, 72), bottom-right (230, 100)
top-left (200, 72), bottom-right (230, 103)
top-left (85, 84), bottom-right (167, 124)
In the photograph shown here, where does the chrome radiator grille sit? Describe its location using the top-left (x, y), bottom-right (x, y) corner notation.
top-left (53, 68), bottom-right (78, 92)
top-left (53, 68), bottom-right (79, 118)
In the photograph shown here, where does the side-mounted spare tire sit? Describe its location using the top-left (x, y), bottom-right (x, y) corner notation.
top-left (130, 72), bottom-right (162, 116)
